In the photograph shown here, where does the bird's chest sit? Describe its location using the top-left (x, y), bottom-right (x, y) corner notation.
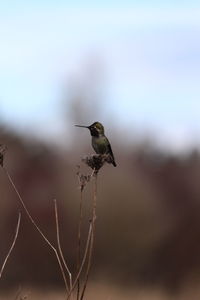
top-left (92, 136), bottom-right (107, 154)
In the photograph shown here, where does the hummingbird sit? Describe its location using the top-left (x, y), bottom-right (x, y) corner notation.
top-left (75, 122), bottom-right (117, 167)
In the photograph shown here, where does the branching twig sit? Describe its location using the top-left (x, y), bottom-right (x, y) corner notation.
top-left (76, 165), bottom-right (97, 300)
top-left (80, 174), bottom-right (97, 300)
top-left (54, 199), bottom-right (72, 293)
top-left (0, 211), bottom-right (21, 279)
top-left (67, 222), bottom-right (93, 300)
top-left (1, 150), bottom-right (101, 300)
top-left (2, 167), bottom-right (69, 293)
top-left (76, 187), bottom-right (84, 300)
top-left (80, 227), bottom-right (94, 300)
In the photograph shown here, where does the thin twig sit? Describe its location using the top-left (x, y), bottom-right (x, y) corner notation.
top-left (76, 187), bottom-right (84, 300)
top-left (80, 174), bottom-right (97, 300)
top-left (80, 230), bottom-right (94, 300)
top-left (3, 167), bottom-right (69, 292)
top-left (54, 199), bottom-right (72, 293)
top-left (0, 211), bottom-right (21, 279)
top-left (67, 222), bottom-right (93, 300)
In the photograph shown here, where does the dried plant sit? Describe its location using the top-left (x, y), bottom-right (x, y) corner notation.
top-left (2, 167), bottom-right (70, 294)
top-left (74, 159), bottom-right (99, 300)
top-left (0, 212), bottom-right (21, 279)
top-left (82, 154), bottom-right (113, 174)
top-left (79, 172), bottom-right (97, 300)
top-left (77, 165), bottom-right (92, 191)
top-left (0, 147), bottom-right (105, 300)
top-left (54, 199), bottom-right (72, 293)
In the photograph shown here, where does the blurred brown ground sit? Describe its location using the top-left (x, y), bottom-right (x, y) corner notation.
top-left (0, 124), bottom-right (200, 298)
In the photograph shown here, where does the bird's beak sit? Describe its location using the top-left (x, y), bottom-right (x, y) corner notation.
top-left (75, 125), bottom-right (89, 128)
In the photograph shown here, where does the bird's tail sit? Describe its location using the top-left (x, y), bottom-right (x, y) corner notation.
top-left (112, 160), bottom-right (117, 167)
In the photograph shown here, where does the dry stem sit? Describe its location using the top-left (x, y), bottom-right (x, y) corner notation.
top-left (80, 174), bottom-right (97, 300)
top-left (0, 211), bottom-right (21, 279)
top-left (54, 199), bottom-right (72, 293)
top-left (1, 153), bottom-right (99, 300)
top-left (76, 188), bottom-right (84, 300)
top-left (3, 167), bottom-right (69, 293)
top-left (67, 222), bottom-right (93, 300)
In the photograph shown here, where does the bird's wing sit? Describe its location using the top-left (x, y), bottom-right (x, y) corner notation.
top-left (107, 142), bottom-right (117, 167)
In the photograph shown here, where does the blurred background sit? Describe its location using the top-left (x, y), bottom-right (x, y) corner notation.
top-left (0, 0), bottom-right (200, 299)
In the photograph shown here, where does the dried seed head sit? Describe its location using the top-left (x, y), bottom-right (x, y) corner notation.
top-left (76, 165), bottom-right (91, 191)
top-left (82, 154), bottom-right (112, 174)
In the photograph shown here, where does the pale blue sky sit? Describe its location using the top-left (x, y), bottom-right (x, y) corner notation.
top-left (0, 1), bottom-right (200, 150)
